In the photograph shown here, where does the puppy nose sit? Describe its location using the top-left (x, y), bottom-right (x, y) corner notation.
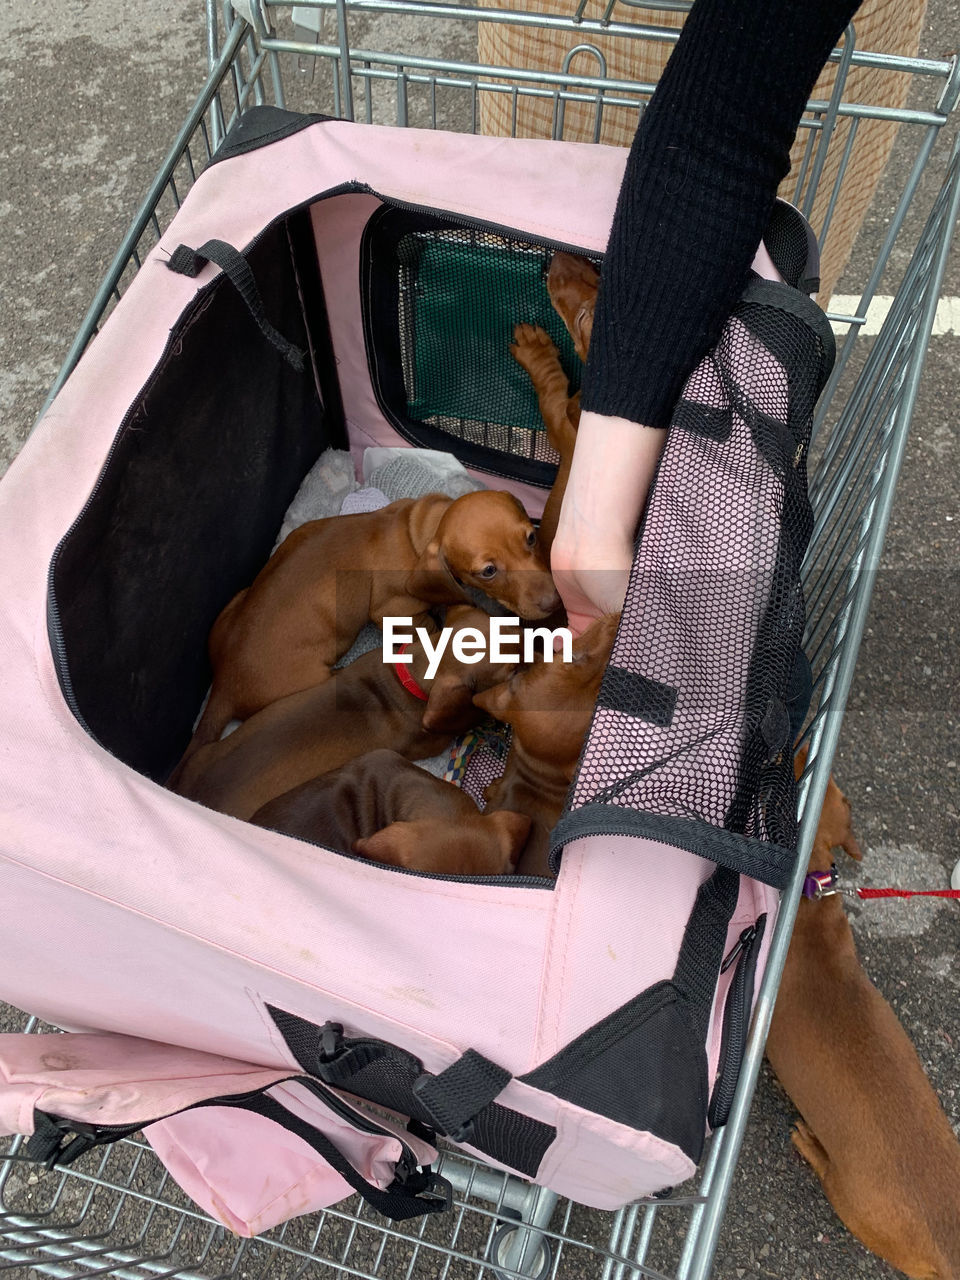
top-left (540, 589), bottom-right (561, 614)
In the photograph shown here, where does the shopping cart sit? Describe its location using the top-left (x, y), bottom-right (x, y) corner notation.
top-left (2, 2), bottom-right (958, 1277)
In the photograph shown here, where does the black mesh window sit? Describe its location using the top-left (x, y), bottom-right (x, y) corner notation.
top-left (361, 204), bottom-right (599, 487)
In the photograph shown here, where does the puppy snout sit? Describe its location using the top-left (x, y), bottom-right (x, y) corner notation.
top-left (539, 587), bottom-right (561, 616)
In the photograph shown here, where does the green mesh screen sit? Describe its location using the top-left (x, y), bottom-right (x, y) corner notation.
top-left (397, 229), bottom-right (587, 456)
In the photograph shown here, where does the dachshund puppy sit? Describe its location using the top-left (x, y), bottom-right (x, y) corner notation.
top-left (172, 489), bottom-right (558, 774)
top-left (473, 612), bottom-right (619, 877)
top-left (252, 749), bottom-right (531, 877)
top-left (765, 750), bottom-right (960, 1279)
top-left (174, 608), bottom-right (519, 821)
top-left (511, 252), bottom-right (599, 553)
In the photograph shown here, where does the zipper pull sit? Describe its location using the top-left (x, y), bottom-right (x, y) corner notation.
top-left (721, 925), bottom-right (758, 974)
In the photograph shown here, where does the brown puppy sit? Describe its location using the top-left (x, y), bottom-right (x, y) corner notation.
top-left (251, 749), bottom-right (531, 877)
top-left (473, 612), bottom-right (619, 877)
top-left (174, 608), bottom-right (519, 821)
top-left (176, 489), bottom-right (559, 769)
top-left (511, 252), bottom-right (599, 554)
top-left (765, 752), bottom-right (960, 1279)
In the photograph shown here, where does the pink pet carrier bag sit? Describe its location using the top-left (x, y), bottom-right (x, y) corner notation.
top-left (0, 108), bottom-right (834, 1234)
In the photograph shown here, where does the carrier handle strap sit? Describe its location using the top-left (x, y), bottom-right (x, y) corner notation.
top-left (166, 239), bottom-right (306, 373)
top-left (25, 1077), bottom-right (451, 1222)
top-left (267, 1010), bottom-right (513, 1147)
top-left (411, 1050), bottom-right (512, 1144)
top-left (238, 1091), bottom-right (451, 1220)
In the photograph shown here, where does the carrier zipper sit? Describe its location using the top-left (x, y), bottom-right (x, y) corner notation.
top-left (26, 1079), bottom-right (301, 1168)
top-left (27, 1073), bottom-right (429, 1186)
top-left (292, 1075), bottom-right (430, 1187)
top-left (707, 914), bottom-right (767, 1129)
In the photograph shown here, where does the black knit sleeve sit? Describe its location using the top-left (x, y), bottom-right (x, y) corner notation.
top-left (580, 0), bottom-right (862, 429)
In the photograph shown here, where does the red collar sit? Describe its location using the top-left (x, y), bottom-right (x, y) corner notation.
top-left (393, 643), bottom-right (429, 702)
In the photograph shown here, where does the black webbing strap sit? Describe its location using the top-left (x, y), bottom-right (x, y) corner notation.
top-left (315, 1037), bottom-right (403, 1089)
top-left (266, 1010), bottom-right (418, 1089)
top-left (25, 1078), bottom-right (452, 1222)
top-left (672, 864), bottom-right (741, 1046)
top-left (411, 1049), bottom-right (512, 1144)
top-left (166, 239), bottom-right (305, 372)
top-left (267, 1009), bottom-right (513, 1150)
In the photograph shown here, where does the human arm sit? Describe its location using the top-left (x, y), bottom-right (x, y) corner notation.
top-left (553, 0), bottom-right (862, 632)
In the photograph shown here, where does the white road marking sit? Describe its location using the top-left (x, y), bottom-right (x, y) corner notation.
top-left (828, 294), bottom-right (960, 336)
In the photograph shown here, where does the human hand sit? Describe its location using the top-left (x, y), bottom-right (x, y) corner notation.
top-left (550, 538), bottom-right (633, 638)
top-left (551, 410), bottom-right (667, 636)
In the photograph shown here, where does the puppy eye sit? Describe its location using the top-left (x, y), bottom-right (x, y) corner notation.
top-left (526, 529), bottom-right (537, 548)
top-left (480, 563), bottom-right (498, 579)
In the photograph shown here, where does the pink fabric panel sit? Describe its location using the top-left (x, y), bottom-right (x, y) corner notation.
top-left (0, 834), bottom-right (551, 1078)
top-left (532, 836), bottom-right (715, 1064)
top-left (535, 1094), bottom-right (695, 1208)
top-left (311, 192), bottom-right (390, 455)
top-left (0, 1032), bottom-right (289, 1138)
top-left (146, 1102), bottom-right (355, 1235)
top-left (147, 1075), bottom-right (437, 1235)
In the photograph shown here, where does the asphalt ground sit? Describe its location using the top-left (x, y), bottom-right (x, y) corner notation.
top-left (0, 3), bottom-right (957, 1277)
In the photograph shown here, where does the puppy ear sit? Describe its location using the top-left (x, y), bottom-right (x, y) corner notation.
top-left (572, 300), bottom-right (595, 362)
top-left (353, 826), bottom-right (414, 867)
top-left (422, 674), bottom-right (478, 735)
top-left (486, 810), bottom-right (532, 868)
top-left (406, 542), bottom-right (468, 605)
top-left (547, 252), bottom-right (599, 359)
top-left (473, 680), bottom-right (514, 723)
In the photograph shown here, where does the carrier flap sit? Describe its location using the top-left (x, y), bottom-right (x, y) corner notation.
top-left (552, 263), bottom-right (836, 889)
top-left (0, 1032), bottom-right (289, 1141)
top-left (46, 215), bottom-right (335, 781)
top-left (1, 1032), bottom-right (447, 1229)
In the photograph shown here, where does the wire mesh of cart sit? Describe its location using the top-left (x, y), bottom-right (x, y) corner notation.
top-left (2, 2), bottom-right (958, 1277)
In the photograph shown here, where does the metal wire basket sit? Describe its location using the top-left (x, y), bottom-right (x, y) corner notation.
top-left (3, 3), bottom-right (959, 1277)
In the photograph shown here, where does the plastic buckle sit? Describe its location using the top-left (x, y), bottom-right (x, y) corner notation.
top-left (448, 1119), bottom-right (476, 1145)
top-left (54, 1132), bottom-right (97, 1169)
top-left (318, 1022), bottom-right (345, 1062)
top-left (418, 1170), bottom-right (454, 1212)
top-left (393, 1158), bottom-right (454, 1210)
top-left (25, 1115), bottom-right (98, 1170)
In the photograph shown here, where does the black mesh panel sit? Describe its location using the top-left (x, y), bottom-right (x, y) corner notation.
top-left (552, 278), bottom-right (835, 888)
top-left (362, 205), bottom-right (600, 487)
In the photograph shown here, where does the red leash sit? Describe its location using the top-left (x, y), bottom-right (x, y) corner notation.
top-left (804, 867), bottom-right (960, 901)
top-left (856, 888), bottom-right (960, 899)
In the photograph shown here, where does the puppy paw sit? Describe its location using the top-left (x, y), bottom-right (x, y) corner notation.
top-left (510, 323), bottom-right (560, 371)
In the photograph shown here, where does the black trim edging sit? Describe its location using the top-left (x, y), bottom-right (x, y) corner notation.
top-left (550, 805), bottom-right (795, 890)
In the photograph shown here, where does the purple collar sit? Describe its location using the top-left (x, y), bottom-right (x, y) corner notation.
top-left (802, 863), bottom-right (839, 900)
